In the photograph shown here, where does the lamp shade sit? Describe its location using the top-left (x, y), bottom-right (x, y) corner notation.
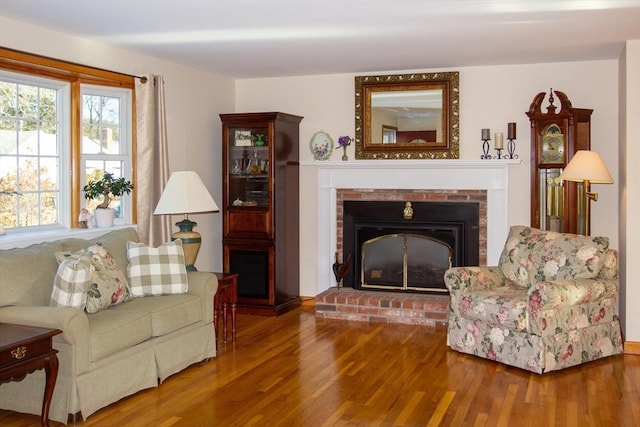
top-left (154, 171), bottom-right (219, 215)
top-left (560, 150), bottom-right (613, 184)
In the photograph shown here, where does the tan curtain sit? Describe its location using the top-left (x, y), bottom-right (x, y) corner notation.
top-left (135, 75), bottom-right (171, 245)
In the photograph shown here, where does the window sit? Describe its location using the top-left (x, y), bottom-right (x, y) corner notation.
top-left (0, 48), bottom-right (135, 232)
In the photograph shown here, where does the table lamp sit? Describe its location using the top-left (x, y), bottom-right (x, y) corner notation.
top-left (560, 150), bottom-right (613, 236)
top-left (154, 171), bottom-right (219, 271)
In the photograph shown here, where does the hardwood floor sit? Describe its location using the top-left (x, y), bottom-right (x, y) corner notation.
top-left (2, 303), bottom-right (640, 426)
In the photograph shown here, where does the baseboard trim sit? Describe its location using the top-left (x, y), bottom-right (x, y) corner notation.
top-left (624, 341), bottom-right (640, 355)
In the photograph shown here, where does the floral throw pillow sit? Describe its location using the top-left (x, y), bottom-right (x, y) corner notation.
top-left (127, 239), bottom-right (188, 297)
top-left (50, 254), bottom-right (92, 309)
top-left (55, 244), bottom-right (131, 313)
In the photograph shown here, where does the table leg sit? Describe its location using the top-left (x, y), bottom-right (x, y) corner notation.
top-left (231, 302), bottom-right (237, 342)
top-left (213, 293), bottom-right (220, 344)
top-left (222, 288), bottom-right (229, 343)
top-left (42, 353), bottom-right (59, 427)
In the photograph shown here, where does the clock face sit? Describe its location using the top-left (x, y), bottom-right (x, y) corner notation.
top-left (541, 133), bottom-right (565, 164)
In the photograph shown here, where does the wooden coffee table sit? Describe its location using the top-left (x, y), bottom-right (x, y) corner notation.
top-left (0, 323), bottom-right (62, 427)
top-left (213, 272), bottom-right (238, 344)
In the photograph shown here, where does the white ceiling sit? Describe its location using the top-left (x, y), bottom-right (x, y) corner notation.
top-left (3, 0), bottom-right (640, 79)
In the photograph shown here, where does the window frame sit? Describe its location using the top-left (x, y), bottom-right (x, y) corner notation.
top-left (0, 47), bottom-right (137, 230)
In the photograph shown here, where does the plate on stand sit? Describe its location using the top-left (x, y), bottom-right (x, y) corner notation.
top-left (309, 130), bottom-right (334, 161)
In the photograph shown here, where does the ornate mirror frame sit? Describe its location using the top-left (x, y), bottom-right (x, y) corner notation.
top-left (354, 71), bottom-right (459, 159)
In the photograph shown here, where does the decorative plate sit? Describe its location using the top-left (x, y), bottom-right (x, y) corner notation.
top-left (310, 130), bottom-right (334, 161)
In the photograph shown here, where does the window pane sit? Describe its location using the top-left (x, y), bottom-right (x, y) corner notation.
top-left (82, 94), bottom-right (121, 155)
top-left (0, 75), bottom-right (60, 228)
top-left (84, 160), bottom-right (126, 218)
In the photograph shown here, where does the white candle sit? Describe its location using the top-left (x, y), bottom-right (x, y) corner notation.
top-left (495, 132), bottom-right (504, 149)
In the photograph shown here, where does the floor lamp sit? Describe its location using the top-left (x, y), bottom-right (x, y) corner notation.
top-left (154, 171), bottom-right (219, 271)
top-left (560, 150), bottom-right (613, 236)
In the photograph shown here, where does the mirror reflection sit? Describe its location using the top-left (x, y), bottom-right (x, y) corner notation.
top-left (370, 88), bottom-right (444, 144)
top-left (355, 71), bottom-right (459, 159)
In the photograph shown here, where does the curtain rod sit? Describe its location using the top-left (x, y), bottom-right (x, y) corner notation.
top-left (1, 47), bottom-right (149, 83)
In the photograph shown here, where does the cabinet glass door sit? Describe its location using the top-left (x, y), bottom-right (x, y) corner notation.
top-left (228, 128), bottom-right (269, 208)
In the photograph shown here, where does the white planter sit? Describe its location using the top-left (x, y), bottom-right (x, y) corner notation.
top-left (94, 208), bottom-right (115, 228)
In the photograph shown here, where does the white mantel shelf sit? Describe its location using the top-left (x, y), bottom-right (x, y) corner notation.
top-left (301, 158), bottom-right (522, 295)
top-left (301, 159), bottom-right (521, 169)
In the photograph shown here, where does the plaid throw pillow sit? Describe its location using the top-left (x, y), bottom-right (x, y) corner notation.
top-left (55, 244), bottom-right (131, 313)
top-left (127, 239), bottom-right (188, 297)
top-left (51, 255), bottom-right (92, 309)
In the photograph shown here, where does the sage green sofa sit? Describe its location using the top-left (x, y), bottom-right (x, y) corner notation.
top-left (0, 227), bottom-right (218, 424)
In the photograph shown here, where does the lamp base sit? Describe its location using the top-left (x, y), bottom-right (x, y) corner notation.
top-left (172, 218), bottom-right (201, 271)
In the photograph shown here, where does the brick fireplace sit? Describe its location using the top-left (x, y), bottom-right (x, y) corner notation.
top-left (305, 159), bottom-right (517, 324)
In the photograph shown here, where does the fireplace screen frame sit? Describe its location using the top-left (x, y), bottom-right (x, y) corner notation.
top-left (361, 233), bottom-right (452, 292)
top-left (342, 200), bottom-right (480, 293)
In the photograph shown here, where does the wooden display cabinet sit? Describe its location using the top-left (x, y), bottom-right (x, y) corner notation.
top-left (220, 112), bottom-right (303, 316)
top-left (527, 90), bottom-right (592, 234)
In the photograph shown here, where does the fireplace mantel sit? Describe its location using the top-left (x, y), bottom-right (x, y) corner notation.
top-left (301, 159), bottom-right (521, 295)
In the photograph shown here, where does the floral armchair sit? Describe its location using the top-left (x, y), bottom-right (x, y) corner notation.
top-left (444, 225), bottom-right (623, 374)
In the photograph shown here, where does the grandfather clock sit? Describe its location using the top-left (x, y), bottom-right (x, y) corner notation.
top-left (527, 90), bottom-right (592, 234)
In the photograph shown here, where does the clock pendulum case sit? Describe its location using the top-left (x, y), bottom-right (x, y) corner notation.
top-left (527, 89), bottom-right (592, 234)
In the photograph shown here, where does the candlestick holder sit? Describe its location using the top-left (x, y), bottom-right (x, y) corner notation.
top-left (481, 138), bottom-right (492, 159)
top-left (506, 138), bottom-right (518, 159)
top-left (495, 148), bottom-right (503, 159)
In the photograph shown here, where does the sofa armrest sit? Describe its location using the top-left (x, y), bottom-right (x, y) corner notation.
top-left (0, 305), bottom-right (91, 373)
top-left (444, 266), bottom-right (509, 293)
top-left (187, 271), bottom-right (218, 324)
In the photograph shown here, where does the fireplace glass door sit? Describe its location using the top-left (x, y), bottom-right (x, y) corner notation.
top-left (361, 233), bottom-right (452, 292)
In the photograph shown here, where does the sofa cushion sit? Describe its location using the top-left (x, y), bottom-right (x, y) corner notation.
top-left (0, 241), bottom-right (65, 307)
top-left (499, 225), bottom-right (609, 289)
top-left (457, 284), bottom-right (528, 332)
top-left (56, 244), bottom-right (131, 314)
top-left (50, 254), bottom-right (92, 309)
top-left (127, 240), bottom-right (188, 297)
top-left (116, 293), bottom-right (203, 337)
top-left (87, 306), bottom-right (152, 361)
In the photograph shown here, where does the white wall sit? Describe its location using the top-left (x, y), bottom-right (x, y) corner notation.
top-left (236, 61), bottom-right (620, 297)
top-left (0, 15), bottom-right (235, 273)
top-left (620, 41), bottom-right (640, 341)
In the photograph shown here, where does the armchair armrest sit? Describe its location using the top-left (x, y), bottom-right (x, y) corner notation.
top-left (527, 278), bottom-right (620, 336)
top-left (528, 278), bottom-right (619, 312)
top-left (187, 271), bottom-right (218, 324)
top-left (444, 266), bottom-right (510, 293)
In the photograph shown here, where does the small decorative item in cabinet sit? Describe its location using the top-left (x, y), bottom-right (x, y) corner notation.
top-left (220, 112), bottom-right (303, 316)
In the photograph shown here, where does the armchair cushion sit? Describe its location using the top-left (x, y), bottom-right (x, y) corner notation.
top-left (498, 225), bottom-right (609, 289)
top-left (458, 284), bottom-right (528, 332)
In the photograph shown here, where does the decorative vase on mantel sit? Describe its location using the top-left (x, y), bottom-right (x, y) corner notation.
top-left (337, 135), bottom-right (353, 162)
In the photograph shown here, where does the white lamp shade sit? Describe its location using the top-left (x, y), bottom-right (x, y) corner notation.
top-left (560, 150), bottom-right (613, 184)
top-left (154, 171), bottom-right (219, 215)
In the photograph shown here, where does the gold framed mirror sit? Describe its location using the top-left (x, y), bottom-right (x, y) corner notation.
top-left (354, 71), bottom-right (459, 159)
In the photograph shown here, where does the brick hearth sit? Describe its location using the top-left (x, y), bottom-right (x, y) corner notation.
top-left (315, 287), bottom-right (450, 326)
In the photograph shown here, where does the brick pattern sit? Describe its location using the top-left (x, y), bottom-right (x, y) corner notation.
top-left (315, 288), bottom-right (450, 326)
top-left (336, 188), bottom-right (487, 265)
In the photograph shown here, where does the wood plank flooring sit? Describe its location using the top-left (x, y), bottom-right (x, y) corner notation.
top-left (1, 304), bottom-right (640, 426)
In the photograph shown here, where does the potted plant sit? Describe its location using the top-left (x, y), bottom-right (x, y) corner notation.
top-left (83, 172), bottom-right (133, 227)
